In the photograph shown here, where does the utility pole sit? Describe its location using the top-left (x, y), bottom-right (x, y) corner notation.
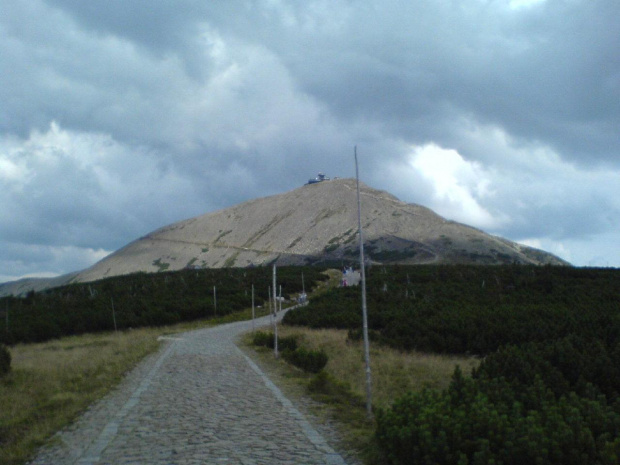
top-left (273, 264), bottom-right (279, 359)
top-left (298, 272), bottom-right (307, 305)
top-left (355, 145), bottom-right (373, 418)
top-left (268, 286), bottom-right (272, 325)
top-left (252, 284), bottom-right (255, 331)
top-left (213, 286), bottom-right (217, 316)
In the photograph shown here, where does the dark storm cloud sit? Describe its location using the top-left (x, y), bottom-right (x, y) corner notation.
top-left (1, 0), bottom-right (618, 280)
top-left (200, 0), bottom-right (619, 164)
top-left (45, 0), bottom-right (202, 52)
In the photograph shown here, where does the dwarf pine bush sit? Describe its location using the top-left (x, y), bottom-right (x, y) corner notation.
top-left (252, 331), bottom-right (299, 351)
top-left (0, 343), bottom-right (11, 377)
top-left (283, 347), bottom-right (328, 373)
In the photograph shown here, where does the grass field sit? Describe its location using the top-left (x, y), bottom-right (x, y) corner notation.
top-left (245, 324), bottom-right (480, 463)
top-left (0, 328), bottom-right (163, 465)
top-left (278, 326), bottom-right (479, 408)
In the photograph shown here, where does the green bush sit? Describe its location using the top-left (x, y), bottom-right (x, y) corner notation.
top-left (252, 330), bottom-right (273, 348)
top-left (279, 335), bottom-right (299, 352)
top-left (252, 331), bottom-right (298, 351)
top-left (283, 347), bottom-right (328, 373)
top-left (376, 366), bottom-right (620, 465)
top-left (283, 265), bottom-right (620, 356)
top-left (307, 370), bottom-right (364, 406)
top-left (473, 336), bottom-right (620, 403)
top-left (0, 343), bottom-right (10, 377)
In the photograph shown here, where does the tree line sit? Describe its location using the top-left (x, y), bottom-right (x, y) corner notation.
top-left (0, 266), bottom-right (327, 345)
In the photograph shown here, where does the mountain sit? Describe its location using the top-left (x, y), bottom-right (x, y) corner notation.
top-left (0, 178), bottom-right (567, 296)
top-left (0, 273), bottom-right (80, 298)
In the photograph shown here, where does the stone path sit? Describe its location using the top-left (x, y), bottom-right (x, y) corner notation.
top-left (29, 312), bottom-right (348, 465)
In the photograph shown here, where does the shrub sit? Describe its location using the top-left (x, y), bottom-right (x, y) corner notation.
top-left (0, 343), bottom-right (11, 377)
top-left (283, 347), bottom-right (328, 373)
top-left (252, 331), bottom-right (273, 348)
top-left (252, 331), bottom-right (298, 351)
top-left (279, 335), bottom-right (299, 352)
top-left (307, 370), bottom-right (364, 406)
top-left (474, 336), bottom-right (620, 403)
top-left (376, 367), bottom-right (620, 465)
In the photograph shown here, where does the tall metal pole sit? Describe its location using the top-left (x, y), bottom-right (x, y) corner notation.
top-left (355, 146), bottom-right (373, 417)
top-left (252, 284), bottom-right (255, 332)
top-left (213, 286), bottom-right (217, 316)
top-left (273, 264), bottom-right (279, 359)
top-left (268, 286), bottom-right (272, 325)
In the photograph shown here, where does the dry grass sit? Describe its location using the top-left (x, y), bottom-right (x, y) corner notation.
top-left (276, 325), bottom-right (479, 409)
top-left (245, 324), bottom-right (480, 463)
top-left (0, 306), bottom-right (294, 465)
top-left (0, 328), bottom-right (169, 465)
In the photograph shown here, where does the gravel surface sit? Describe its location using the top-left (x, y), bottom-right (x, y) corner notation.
top-left (29, 311), bottom-right (348, 465)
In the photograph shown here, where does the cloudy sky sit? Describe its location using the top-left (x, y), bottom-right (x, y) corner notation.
top-left (1, 0), bottom-right (618, 282)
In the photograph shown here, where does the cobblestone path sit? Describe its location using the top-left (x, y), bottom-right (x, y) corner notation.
top-left (29, 313), bottom-right (348, 465)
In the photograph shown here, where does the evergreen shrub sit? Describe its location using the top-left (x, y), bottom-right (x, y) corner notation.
top-left (252, 331), bottom-right (273, 348)
top-left (0, 266), bottom-right (328, 345)
top-left (279, 335), bottom-right (299, 352)
top-left (283, 347), bottom-right (328, 373)
top-left (376, 363), bottom-right (620, 465)
top-left (252, 331), bottom-right (298, 351)
top-left (307, 370), bottom-right (364, 406)
top-left (0, 343), bottom-right (10, 377)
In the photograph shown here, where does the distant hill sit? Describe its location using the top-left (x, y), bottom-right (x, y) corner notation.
top-left (0, 273), bottom-right (79, 297)
top-left (0, 178), bottom-right (567, 296)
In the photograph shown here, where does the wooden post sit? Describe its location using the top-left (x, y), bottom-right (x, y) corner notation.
top-left (355, 146), bottom-right (373, 418)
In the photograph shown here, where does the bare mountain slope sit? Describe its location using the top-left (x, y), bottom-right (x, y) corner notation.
top-left (0, 179), bottom-right (567, 295)
top-left (72, 178), bottom-right (566, 283)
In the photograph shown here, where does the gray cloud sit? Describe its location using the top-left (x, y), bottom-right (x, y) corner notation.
top-left (225, 0), bottom-right (619, 164)
top-left (1, 0), bottom-right (618, 281)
